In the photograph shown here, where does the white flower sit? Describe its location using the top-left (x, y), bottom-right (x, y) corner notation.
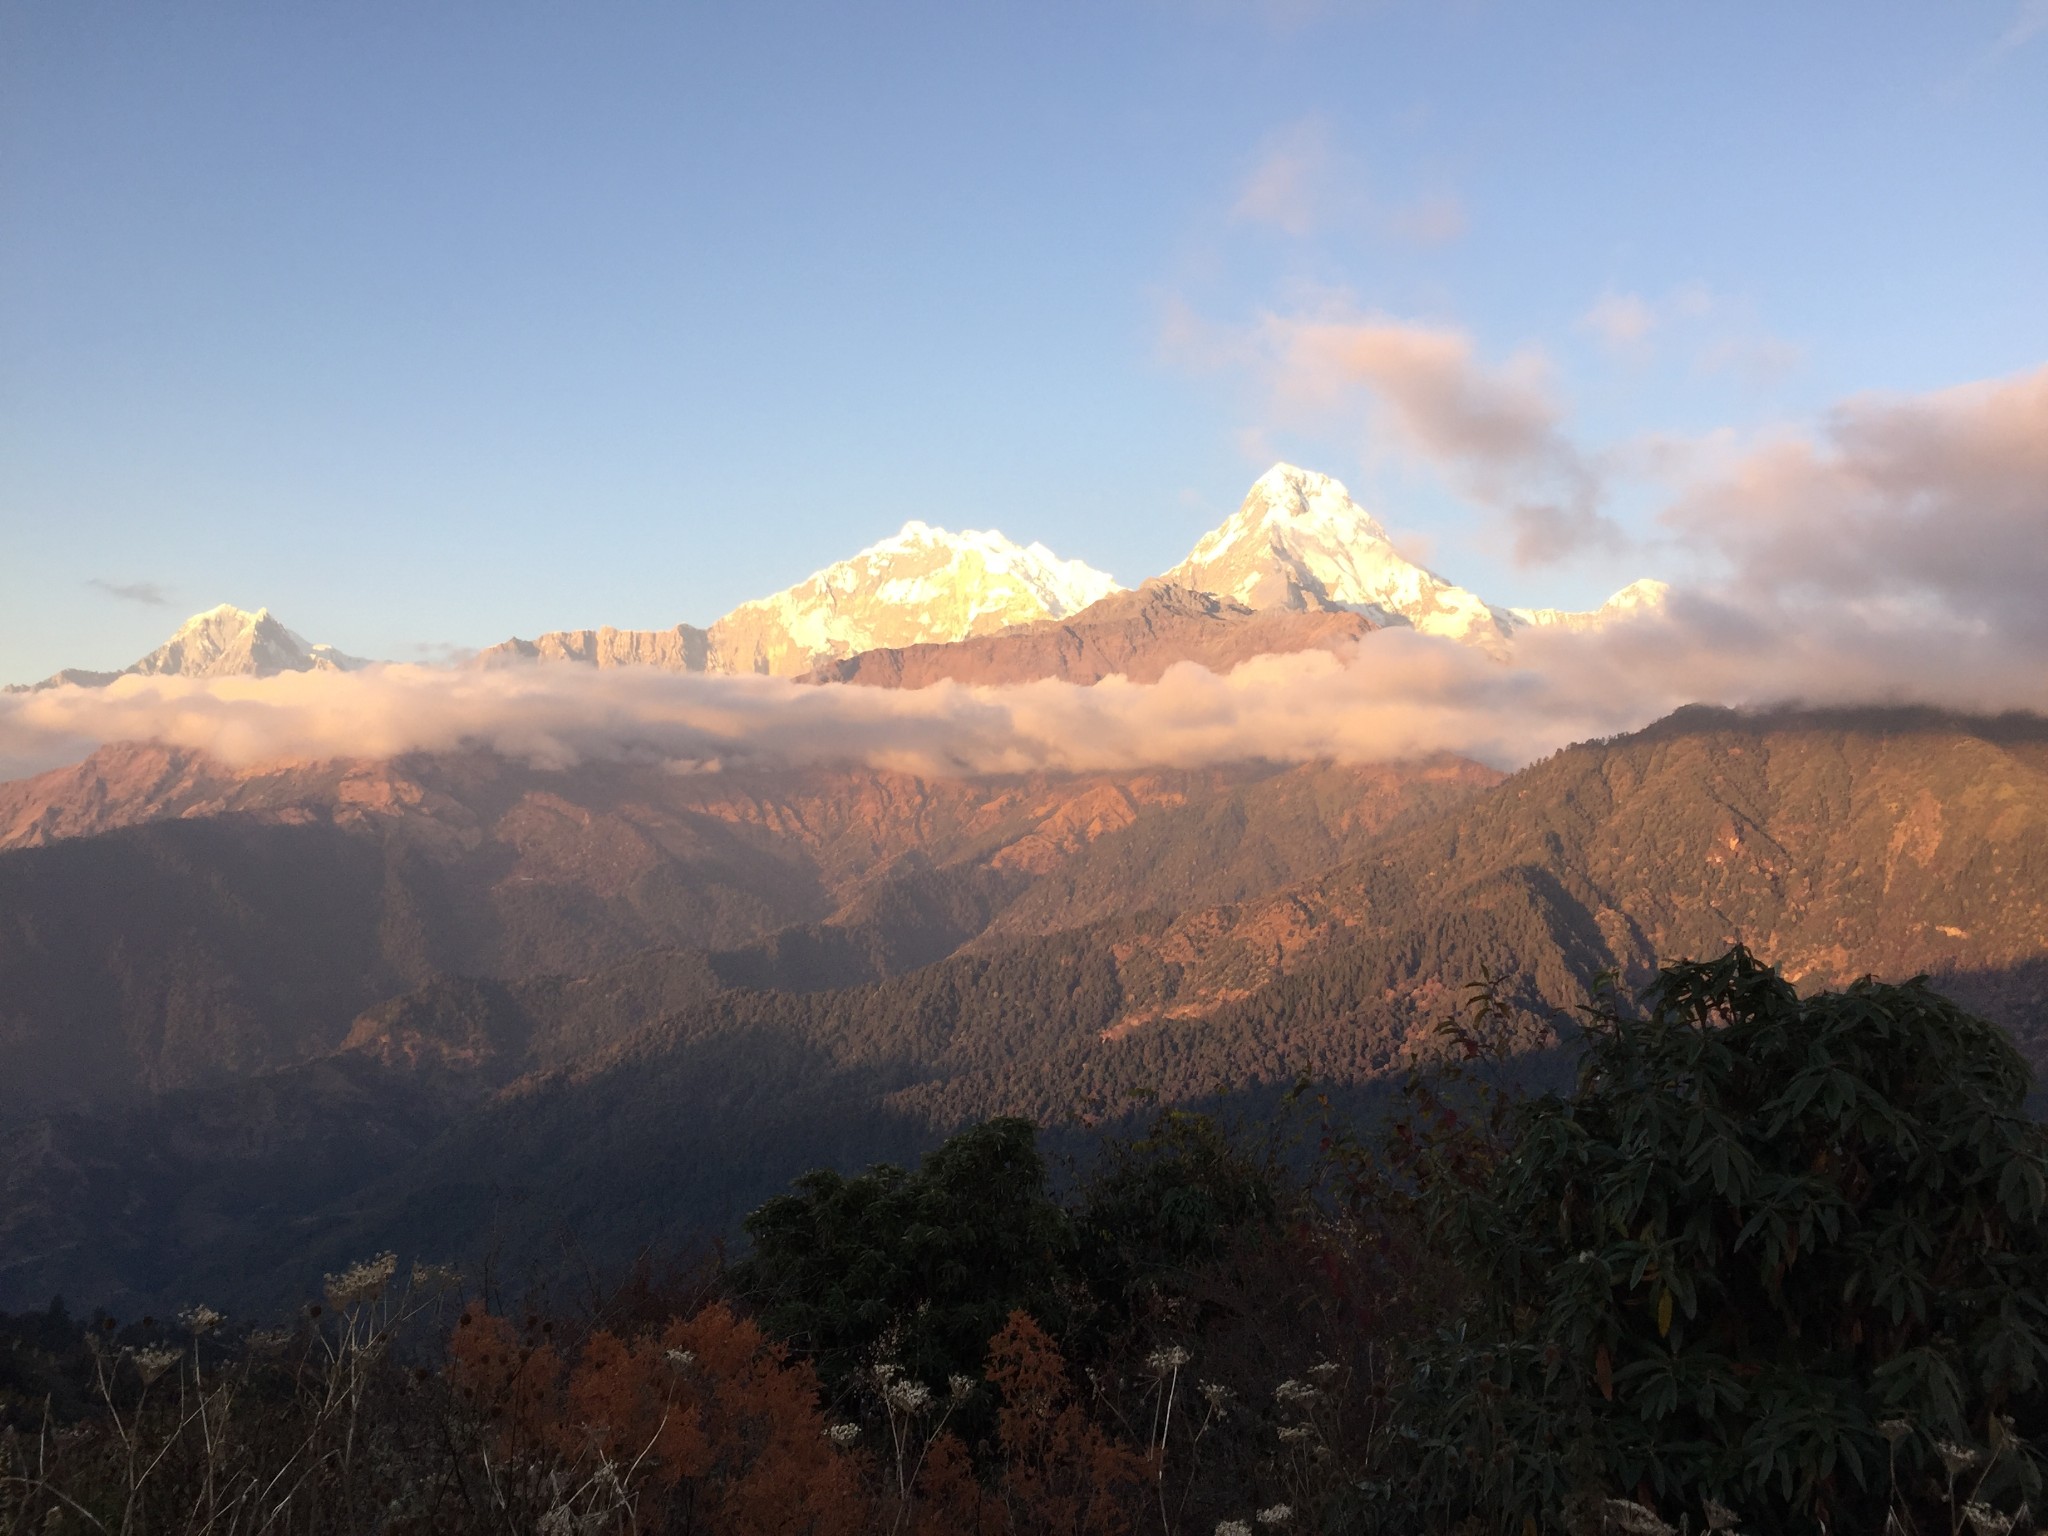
top-left (1256, 1504), bottom-right (1295, 1526)
top-left (324, 1253), bottom-right (398, 1308)
top-left (179, 1304), bottom-right (224, 1335)
top-left (884, 1378), bottom-right (932, 1414)
top-left (128, 1346), bottom-right (181, 1385)
top-left (948, 1374), bottom-right (977, 1404)
top-left (1307, 1360), bottom-right (1338, 1383)
top-left (825, 1422), bottom-right (862, 1445)
top-left (1273, 1378), bottom-right (1319, 1404)
top-left (1215, 1523), bottom-right (1253, 1536)
top-left (1276, 1424), bottom-right (1315, 1443)
top-left (410, 1260), bottom-right (462, 1293)
top-left (665, 1348), bottom-right (696, 1370)
top-left (1601, 1499), bottom-right (1676, 1536)
top-left (1198, 1380), bottom-right (1232, 1415)
top-left (1938, 1440), bottom-right (1986, 1476)
top-left (1703, 1498), bottom-right (1740, 1531)
top-left (1964, 1505), bottom-right (2015, 1536)
top-left (1876, 1418), bottom-right (1912, 1445)
top-left (1145, 1345), bottom-right (1192, 1376)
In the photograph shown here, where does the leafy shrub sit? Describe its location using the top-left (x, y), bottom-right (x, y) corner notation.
top-left (1397, 947), bottom-right (2048, 1533)
top-left (734, 1116), bottom-right (1075, 1397)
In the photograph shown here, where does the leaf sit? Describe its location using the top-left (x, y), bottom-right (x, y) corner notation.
top-left (1597, 1344), bottom-right (1614, 1400)
top-left (1658, 1288), bottom-right (1674, 1339)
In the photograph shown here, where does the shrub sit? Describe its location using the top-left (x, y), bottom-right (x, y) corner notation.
top-left (734, 1116), bottom-right (1075, 1397)
top-left (1396, 946), bottom-right (2048, 1533)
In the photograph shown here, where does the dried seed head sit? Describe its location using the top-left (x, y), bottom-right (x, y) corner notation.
top-left (323, 1253), bottom-right (399, 1309)
top-left (128, 1347), bottom-right (181, 1386)
top-left (1145, 1345), bottom-right (1191, 1376)
top-left (1601, 1498), bottom-right (1677, 1536)
top-left (1938, 1440), bottom-right (1986, 1476)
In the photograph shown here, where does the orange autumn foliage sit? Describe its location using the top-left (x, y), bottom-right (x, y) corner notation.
top-left (987, 1311), bottom-right (1153, 1536)
top-left (448, 1302), bottom-right (869, 1535)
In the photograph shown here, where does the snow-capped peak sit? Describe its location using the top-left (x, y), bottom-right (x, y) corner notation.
top-left (1164, 464), bottom-right (1512, 642)
top-left (1164, 465), bottom-right (1671, 648)
top-left (706, 522), bottom-right (1122, 676)
top-left (8, 604), bottom-right (370, 691)
top-left (1510, 578), bottom-right (1672, 632)
top-left (126, 605), bottom-right (367, 680)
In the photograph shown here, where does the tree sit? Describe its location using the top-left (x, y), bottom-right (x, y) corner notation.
top-left (1399, 946), bottom-right (2048, 1533)
top-left (734, 1117), bottom-right (1075, 1397)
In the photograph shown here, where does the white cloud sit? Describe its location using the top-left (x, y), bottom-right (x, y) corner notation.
top-left (1580, 292), bottom-right (1657, 350)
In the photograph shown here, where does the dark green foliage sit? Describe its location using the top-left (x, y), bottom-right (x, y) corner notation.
top-left (1072, 1108), bottom-right (1285, 1338)
top-left (735, 1117), bottom-right (1076, 1394)
top-left (1399, 947), bottom-right (2048, 1533)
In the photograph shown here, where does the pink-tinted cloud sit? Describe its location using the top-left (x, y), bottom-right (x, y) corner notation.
top-left (1250, 310), bottom-right (1624, 564)
top-left (1230, 119), bottom-right (1335, 237)
top-left (1668, 363), bottom-right (2048, 643)
top-left (1580, 292), bottom-right (1657, 350)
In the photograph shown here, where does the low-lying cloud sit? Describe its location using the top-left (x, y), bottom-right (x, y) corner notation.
top-left (5, 363), bottom-right (2043, 788)
top-left (3, 594), bottom-right (2044, 788)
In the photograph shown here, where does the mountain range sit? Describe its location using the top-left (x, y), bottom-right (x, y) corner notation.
top-left (4, 462), bottom-right (2040, 1326)
top-left (11, 465), bottom-right (1661, 691)
top-left (1, 704), bottom-right (2043, 1314)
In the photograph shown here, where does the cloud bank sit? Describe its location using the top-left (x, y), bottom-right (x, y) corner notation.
top-left (3, 363), bottom-right (2041, 788)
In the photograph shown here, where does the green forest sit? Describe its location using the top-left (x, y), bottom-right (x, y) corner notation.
top-left (5, 949), bottom-right (2043, 1534)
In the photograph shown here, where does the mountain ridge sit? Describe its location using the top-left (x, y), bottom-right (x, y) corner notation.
top-left (11, 465), bottom-right (1663, 690)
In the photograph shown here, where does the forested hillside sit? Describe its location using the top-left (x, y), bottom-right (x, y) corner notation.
top-left (1, 707), bottom-right (2044, 1316)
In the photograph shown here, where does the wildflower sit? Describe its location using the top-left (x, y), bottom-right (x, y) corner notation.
top-left (409, 1260), bottom-right (462, 1292)
top-left (948, 1373), bottom-right (977, 1404)
top-left (323, 1252), bottom-right (399, 1309)
top-left (665, 1348), bottom-right (696, 1370)
top-left (883, 1378), bottom-right (932, 1414)
top-left (128, 1347), bottom-right (181, 1385)
top-left (1273, 1378), bottom-right (1318, 1405)
top-left (1964, 1506), bottom-right (2015, 1536)
top-left (1276, 1424), bottom-right (1315, 1443)
top-left (246, 1328), bottom-right (294, 1352)
top-left (1938, 1440), bottom-right (1986, 1476)
top-left (1876, 1418), bottom-right (1913, 1445)
top-left (1198, 1380), bottom-right (1232, 1415)
top-left (1601, 1499), bottom-right (1677, 1536)
top-left (1256, 1504), bottom-right (1295, 1526)
top-left (1307, 1360), bottom-right (1339, 1383)
top-left (1216, 1523), bottom-right (1253, 1536)
top-left (825, 1422), bottom-right (861, 1445)
top-left (1702, 1499), bottom-right (1740, 1531)
top-left (1145, 1345), bottom-right (1192, 1376)
top-left (179, 1304), bottom-right (224, 1335)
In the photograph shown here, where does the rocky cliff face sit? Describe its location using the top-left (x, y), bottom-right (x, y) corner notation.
top-left (803, 581), bottom-right (1379, 688)
top-left (473, 623), bottom-right (714, 672)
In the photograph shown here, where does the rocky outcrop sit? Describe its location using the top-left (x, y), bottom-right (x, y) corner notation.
top-left (804, 581), bottom-right (1378, 688)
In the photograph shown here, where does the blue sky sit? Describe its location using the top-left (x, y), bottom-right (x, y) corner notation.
top-left (3, 1), bottom-right (2044, 683)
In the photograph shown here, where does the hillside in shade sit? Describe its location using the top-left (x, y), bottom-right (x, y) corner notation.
top-left (0, 705), bottom-right (2042, 1314)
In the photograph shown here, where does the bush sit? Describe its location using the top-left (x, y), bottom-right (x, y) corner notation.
top-left (733, 1116), bottom-right (1075, 1397)
top-left (1396, 947), bottom-right (2048, 1533)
